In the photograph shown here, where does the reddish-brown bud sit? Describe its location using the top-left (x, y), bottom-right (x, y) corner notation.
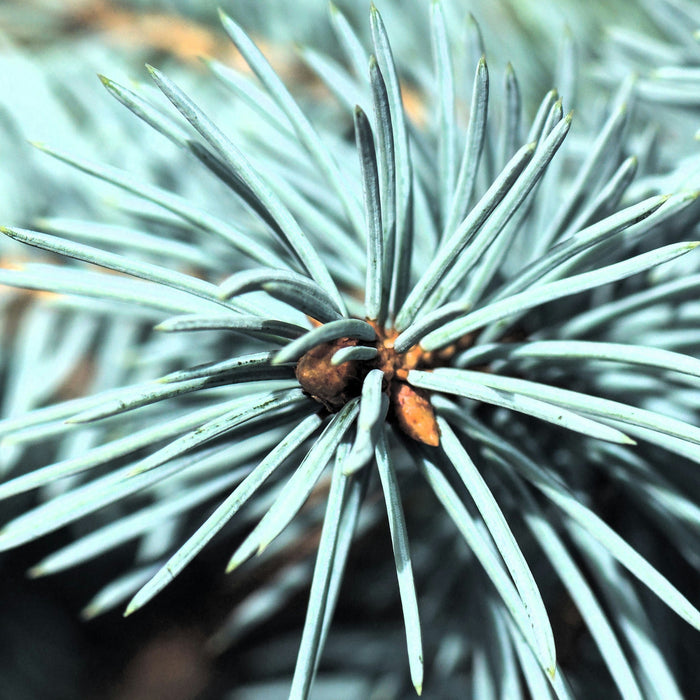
top-left (295, 337), bottom-right (361, 411)
top-left (390, 382), bottom-right (440, 447)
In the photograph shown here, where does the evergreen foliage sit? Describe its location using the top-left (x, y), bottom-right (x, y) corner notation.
top-left (1, 2), bottom-right (699, 697)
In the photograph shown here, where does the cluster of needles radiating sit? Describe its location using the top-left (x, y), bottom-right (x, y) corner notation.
top-left (1, 2), bottom-right (700, 698)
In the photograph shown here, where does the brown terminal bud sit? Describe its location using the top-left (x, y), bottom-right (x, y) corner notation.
top-left (295, 337), bottom-right (362, 412)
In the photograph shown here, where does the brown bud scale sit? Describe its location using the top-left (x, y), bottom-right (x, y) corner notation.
top-left (294, 318), bottom-right (476, 446)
